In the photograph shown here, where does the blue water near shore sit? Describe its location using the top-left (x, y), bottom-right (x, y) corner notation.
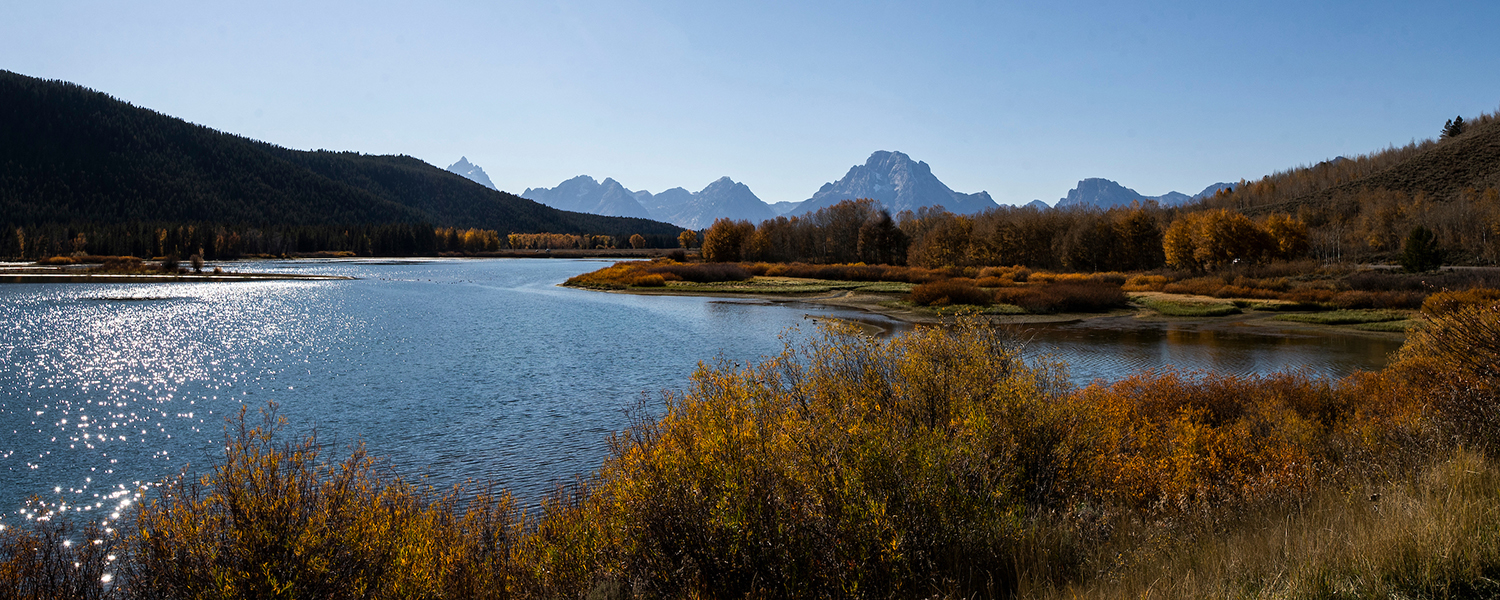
top-left (0, 258), bottom-right (1403, 519)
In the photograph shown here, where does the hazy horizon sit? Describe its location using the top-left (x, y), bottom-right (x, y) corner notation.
top-left (5, 1), bottom-right (1499, 205)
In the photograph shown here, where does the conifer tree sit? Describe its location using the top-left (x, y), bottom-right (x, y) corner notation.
top-left (1443, 115), bottom-right (1466, 139)
top-left (1400, 225), bottom-right (1443, 272)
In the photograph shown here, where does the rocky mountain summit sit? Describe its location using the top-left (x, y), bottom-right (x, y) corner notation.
top-left (795, 151), bottom-right (996, 216)
top-left (445, 157), bottom-right (497, 191)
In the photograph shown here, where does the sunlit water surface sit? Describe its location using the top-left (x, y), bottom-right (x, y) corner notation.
top-left (0, 259), bottom-right (1403, 520)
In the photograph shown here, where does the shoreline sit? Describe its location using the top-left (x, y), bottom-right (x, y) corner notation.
top-left (0, 270), bottom-right (352, 283)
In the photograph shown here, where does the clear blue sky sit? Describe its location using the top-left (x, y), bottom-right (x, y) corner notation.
top-left (5, 1), bottom-right (1498, 205)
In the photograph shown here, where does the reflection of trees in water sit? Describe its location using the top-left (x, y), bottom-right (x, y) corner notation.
top-left (1032, 322), bottom-right (1402, 384)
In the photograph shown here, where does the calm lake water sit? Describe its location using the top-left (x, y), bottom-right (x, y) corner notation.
top-left (0, 259), bottom-right (1404, 518)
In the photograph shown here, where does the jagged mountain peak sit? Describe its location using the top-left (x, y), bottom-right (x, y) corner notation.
top-left (1057, 177), bottom-right (1203, 209)
top-left (445, 156), bottom-right (498, 191)
top-left (796, 150), bottom-right (996, 216)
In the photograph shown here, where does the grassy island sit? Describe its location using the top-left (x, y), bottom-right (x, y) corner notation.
top-left (561, 257), bottom-right (1500, 336)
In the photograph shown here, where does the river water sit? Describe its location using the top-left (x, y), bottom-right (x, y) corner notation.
top-left (0, 259), bottom-right (1404, 519)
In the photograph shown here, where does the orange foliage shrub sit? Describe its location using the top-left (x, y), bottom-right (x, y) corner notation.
top-left (1123, 274), bottom-right (1170, 292)
top-left (992, 281), bottom-right (1128, 313)
top-left (1330, 290), bottom-right (1425, 309)
top-left (1422, 287), bottom-right (1500, 315)
top-left (977, 265), bottom-right (1032, 282)
top-left (909, 278), bottom-right (992, 306)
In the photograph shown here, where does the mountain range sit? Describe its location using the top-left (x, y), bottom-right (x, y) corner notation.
top-left (0, 69), bottom-right (680, 238)
top-left (513, 151), bottom-right (1245, 227)
top-left (522, 150), bottom-right (999, 229)
top-left (1052, 179), bottom-right (1234, 210)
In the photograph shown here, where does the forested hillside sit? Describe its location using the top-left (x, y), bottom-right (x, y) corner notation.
top-left (1200, 111), bottom-right (1500, 263)
top-left (0, 70), bottom-right (680, 257)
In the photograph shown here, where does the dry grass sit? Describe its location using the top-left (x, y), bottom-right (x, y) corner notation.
top-left (1026, 450), bottom-right (1500, 600)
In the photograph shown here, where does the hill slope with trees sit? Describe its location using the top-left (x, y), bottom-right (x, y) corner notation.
top-left (1198, 111), bottom-right (1500, 263)
top-left (0, 70), bottom-right (679, 251)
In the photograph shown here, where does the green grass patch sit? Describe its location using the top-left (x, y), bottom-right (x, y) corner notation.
top-left (1273, 309), bottom-right (1408, 325)
top-left (1249, 301), bottom-right (1327, 311)
top-left (851, 281), bottom-right (917, 293)
top-left (1137, 298), bottom-right (1242, 317)
top-left (1352, 319), bottom-right (1415, 332)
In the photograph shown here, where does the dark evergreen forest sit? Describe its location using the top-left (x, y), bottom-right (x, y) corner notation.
top-left (0, 70), bottom-right (680, 258)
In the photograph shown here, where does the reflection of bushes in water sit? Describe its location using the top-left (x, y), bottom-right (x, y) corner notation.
top-left (6, 307), bottom-right (1500, 598)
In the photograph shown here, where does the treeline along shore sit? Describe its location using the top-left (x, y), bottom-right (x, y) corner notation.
top-left (3, 295), bottom-right (1499, 599)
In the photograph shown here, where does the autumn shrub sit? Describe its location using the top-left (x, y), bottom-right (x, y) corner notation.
top-left (1074, 371), bottom-right (1335, 511)
top-left (587, 319), bottom-right (1081, 598)
top-left (0, 509), bottom-right (118, 600)
top-left (648, 261), bottom-right (751, 283)
top-left (978, 265), bottom-right (1031, 282)
top-left (1122, 274), bottom-right (1169, 292)
top-left (993, 281), bottom-right (1128, 313)
top-left (1391, 301), bottom-right (1500, 450)
top-left (1422, 287), bottom-right (1500, 315)
top-left (975, 276), bottom-right (1012, 288)
top-left (124, 406), bottom-right (523, 600)
top-left (747, 262), bottom-right (955, 284)
top-left (564, 261), bottom-right (653, 289)
top-left (631, 274), bottom-right (666, 287)
top-left (909, 278), bottom-right (992, 306)
top-left (1330, 289), bottom-right (1426, 309)
top-left (1285, 287), bottom-right (1339, 305)
top-left (35, 256), bottom-right (76, 265)
top-left (1161, 276), bottom-right (1226, 297)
